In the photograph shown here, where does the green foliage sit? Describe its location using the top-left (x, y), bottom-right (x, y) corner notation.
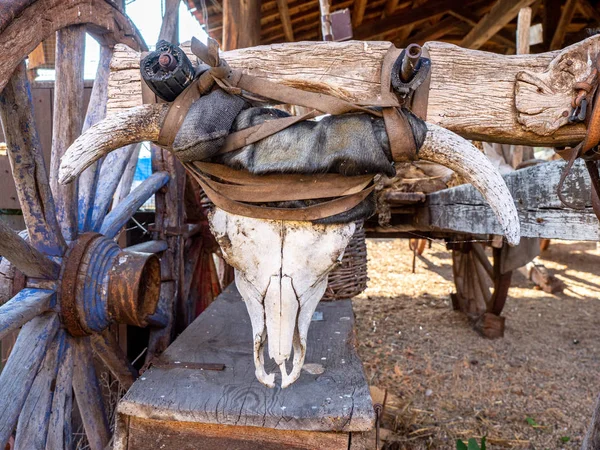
top-left (526, 417), bottom-right (539, 427)
top-left (560, 436), bottom-right (571, 443)
top-left (456, 436), bottom-right (486, 450)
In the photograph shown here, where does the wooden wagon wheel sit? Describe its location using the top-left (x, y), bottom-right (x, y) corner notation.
top-left (448, 240), bottom-right (512, 339)
top-left (0, 2), bottom-right (199, 449)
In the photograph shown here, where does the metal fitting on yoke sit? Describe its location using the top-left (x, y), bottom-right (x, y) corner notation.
top-left (390, 43), bottom-right (431, 98)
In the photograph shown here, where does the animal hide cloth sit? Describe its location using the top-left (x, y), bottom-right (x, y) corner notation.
top-left (172, 89), bottom-right (402, 224)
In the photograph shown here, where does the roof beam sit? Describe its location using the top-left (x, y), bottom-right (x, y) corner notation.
top-left (460, 0), bottom-right (536, 49)
top-left (354, 0), bottom-right (480, 40)
top-left (543, 0), bottom-right (562, 50)
top-left (352, 0), bottom-right (368, 27)
top-left (276, 0), bottom-right (295, 41)
top-left (577, 0), bottom-right (600, 25)
top-left (450, 9), bottom-right (515, 48)
top-left (550, 0), bottom-right (577, 50)
top-left (401, 16), bottom-right (461, 45)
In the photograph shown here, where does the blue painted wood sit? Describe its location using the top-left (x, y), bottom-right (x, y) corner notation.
top-left (0, 313), bottom-right (60, 448)
top-left (46, 337), bottom-right (74, 450)
top-left (90, 143), bottom-right (138, 232)
top-left (0, 288), bottom-right (54, 341)
top-left (14, 329), bottom-right (66, 450)
top-left (79, 45), bottom-right (114, 232)
top-left (0, 62), bottom-right (66, 256)
top-left (72, 337), bottom-right (110, 450)
top-left (0, 220), bottom-right (60, 279)
top-left (100, 171), bottom-right (170, 238)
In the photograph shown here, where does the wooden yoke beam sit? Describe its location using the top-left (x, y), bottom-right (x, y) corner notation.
top-left (107, 35), bottom-right (600, 147)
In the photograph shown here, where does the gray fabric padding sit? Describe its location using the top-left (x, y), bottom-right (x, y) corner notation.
top-left (214, 107), bottom-right (396, 178)
top-left (172, 89), bottom-right (247, 162)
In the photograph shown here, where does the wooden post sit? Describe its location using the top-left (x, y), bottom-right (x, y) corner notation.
top-left (319, 0), bottom-right (333, 41)
top-left (222, 0), bottom-right (261, 50)
top-left (516, 7), bottom-right (532, 56)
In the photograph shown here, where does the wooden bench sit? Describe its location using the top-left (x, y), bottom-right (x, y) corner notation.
top-left (114, 284), bottom-right (375, 449)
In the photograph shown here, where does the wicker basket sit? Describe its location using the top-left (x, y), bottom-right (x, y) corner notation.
top-left (322, 221), bottom-right (368, 301)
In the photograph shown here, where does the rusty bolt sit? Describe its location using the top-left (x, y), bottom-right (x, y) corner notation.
top-left (158, 52), bottom-right (177, 71)
top-left (563, 110), bottom-right (569, 117)
top-left (566, 59), bottom-right (573, 66)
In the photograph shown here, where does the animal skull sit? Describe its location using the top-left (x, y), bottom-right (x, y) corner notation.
top-left (209, 208), bottom-right (355, 387)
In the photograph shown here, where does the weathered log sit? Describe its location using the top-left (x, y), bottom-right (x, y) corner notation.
top-left (105, 36), bottom-right (600, 146)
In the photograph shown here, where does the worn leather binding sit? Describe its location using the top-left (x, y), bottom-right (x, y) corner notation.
top-left (144, 37), bottom-right (432, 221)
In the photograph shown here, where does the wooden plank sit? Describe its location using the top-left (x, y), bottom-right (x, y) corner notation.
top-left (0, 288), bottom-right (54, 341)
top-left (223, 0), bottom-right (261, 50)
top-left (0, 313), bottom-right (60, 449)
top-left (14, 329), bottom-right (65, 450)
top-left (352, 0), bottom-right (368, 27)
top-left (45, 339), bottom-right (74, 450)
top-left (460, 0), bottom-right (536, 50)
top-left (78, 45), bottom-right (114, 232)
top-left (72, 337), bottom-right (110, 450)
top-left (49, 25), bottom-right (85, 242)
top-left (126, 417), bottom-right (349, 450)
top-left (517, 7), bottom-right (532, 55)
top-left (276, 0), bottom-right (295, 41)
top-left (415, 160), bottom-right (600, 240)
top-left (118, 284), bottom-right (375, 432)
top-left (0, 62), bottom-right (66, 255)
top-left (0, 220), bottom-right (61, 279)
top-left (107, 36), bottom-right (596, 147)
top-left (550, 0), bottom-right (577, 50)
top-left (114, 144), bottom-right (140, 205)
top-left (99, 171), bottom-right (170, 238)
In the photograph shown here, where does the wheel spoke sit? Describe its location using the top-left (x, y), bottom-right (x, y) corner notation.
top-left (72, 337), bottom-right (111, 450)
top-left (0, 288), bottom-right (54, 341)
top-left (90, 144), bottom-right (138, 232)
top-left (91, 330), bottom-right (137, 390)
top-left (79, 45), bottom-right (115, 231)
top-left (14, 330), bottom-right (65, 449)
top-left (471, 243), bottom-right (494, 279)
top-left (0, 62), bottom-right (66, 256)
top-left (125, 240), bottom-right (168, 254)
top-left (49, 25), bottom-right (86, 242)
top-left (0, 220), bottom-right (60, 279)
top-left (114, 144), bottom-right (141, 205)
top-left (473, 257), bottom-right (493, 308)
top-left (0, 313), bottom-right (60, 448)
top-left (468, 256), bottom-right (487, 314)
top-left (46, 337), bottom-right (74, 450)
top-left (100, 171), bottom-right (170, 238)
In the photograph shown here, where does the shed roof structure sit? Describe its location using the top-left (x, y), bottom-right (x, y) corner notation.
top-left (185, 0), bottom-right (600, 53)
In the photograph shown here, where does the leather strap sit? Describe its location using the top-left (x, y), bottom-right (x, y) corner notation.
top-left (383, 107), bottom-right (417, 162)
top-left (193, 161), bottom-right (372, 186)
top-left (186, 162), bottom-right (375, 221)
top-left (218, 109), bottom-right (319, 155)
top-left (189, 167), bottom-right (373, 203)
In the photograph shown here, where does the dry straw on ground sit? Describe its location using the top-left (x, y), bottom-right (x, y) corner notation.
top-left (353, 239), bottom-right (600, 449)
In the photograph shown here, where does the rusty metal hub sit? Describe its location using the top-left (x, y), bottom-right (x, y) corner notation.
top-left (60, 233), bottom-right (161, 336)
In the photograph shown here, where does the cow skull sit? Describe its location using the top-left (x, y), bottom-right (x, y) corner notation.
top-left (58, 104), bottom-right (521, 389)
top-left (209, 209), bottom-right (355, 387)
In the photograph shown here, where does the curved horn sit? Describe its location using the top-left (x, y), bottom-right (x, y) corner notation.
top-left (58, 104), bottom-right (168, 185)
top-left (419, 123), bottom-right (520, 246)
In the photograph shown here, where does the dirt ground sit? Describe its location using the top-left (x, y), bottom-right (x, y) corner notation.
top-left (353, 238), bottom-right (600, 450)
